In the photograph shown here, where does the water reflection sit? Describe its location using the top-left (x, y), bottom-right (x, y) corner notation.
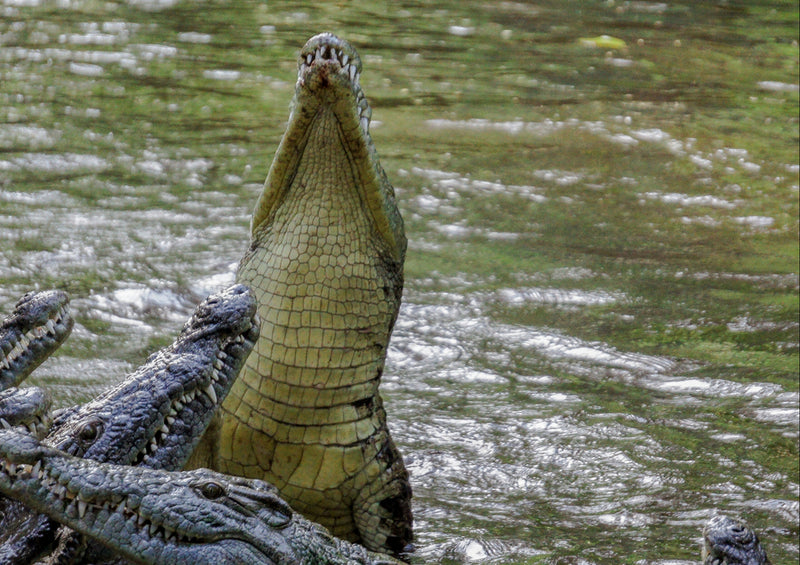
top-left (0, 0), bottom-right (797, 562)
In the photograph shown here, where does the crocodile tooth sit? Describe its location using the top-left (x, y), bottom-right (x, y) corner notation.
top-left (166, 416), bottom-right (175, 426)
top-left (149, 521), bottom-right (159, 536)
top-left (160, 424), bottom-right (169, 434)
top-left (46, 319), bottom-right (56, 333)
top-left (0, 418), bottom-right (10, 430)
top-left (31, 460), bottom-right (41, 478)
top-left (306, 53), bottom-right (312, 65)
top-left (78, 500), bottom-right (88, 519)
top-left (360, 116), bottom-right (369, 133)
top-left (342, 53), bottom-right (349, 66)
top-left (348, 65), bottom-right (357, 82)
top-left (138, 514), bottom-right (147, 528)
top-left (204, 382), bottom-right (217, 404)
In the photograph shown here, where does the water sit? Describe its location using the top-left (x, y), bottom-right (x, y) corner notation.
top-left (1, 0), bottom-right (798, 562)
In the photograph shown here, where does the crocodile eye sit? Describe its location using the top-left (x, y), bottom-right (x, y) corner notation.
top-left (77, 419), bottom-right (103, 442)
top-left (198, 481), bottom-right (225, 500)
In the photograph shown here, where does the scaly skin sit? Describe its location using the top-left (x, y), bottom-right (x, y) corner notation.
top-left (0, 387), bottom-right (52, 439)
top-left (0, 284), bottom-right (259, 565)
top-left (702, 515), bottom-right (771, 565)
top-left (204, 32), bottom-right (412, 555)
top-left (0, 429), bottom-right (403, 565)
top-left (0, 290), bottom-right (73, 390)
top-left (0, 386), bottom-right (52, 563)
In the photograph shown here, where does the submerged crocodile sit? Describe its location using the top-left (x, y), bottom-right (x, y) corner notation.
top-left (0, 429), bottom-right (402, 565)
top-left (0, 284), bottom-right (258, 564)
top-left (703, 515), bottom-right (771, 565)
top-left (0, 290), bottom-right (73, 390)
top-left (195, 32), bottom-right (412, 555)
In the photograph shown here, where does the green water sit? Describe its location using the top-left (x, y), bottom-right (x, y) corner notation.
top-left (1, 0), bottom-right (798, 562)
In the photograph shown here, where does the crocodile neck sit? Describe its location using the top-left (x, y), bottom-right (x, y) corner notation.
top-left (241, 106), bottom-right (400, 400)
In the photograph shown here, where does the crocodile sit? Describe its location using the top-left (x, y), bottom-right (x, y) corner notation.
top-left (1, 290), bottom-right (73, 390)
top-left (198, 32), bottom-right (412, 555)
top-left (703, 515), bottom-right (771, 565)
top-left (0, 429), bottom-right (403, 565)
top-left (0, 386), bottom-right (52, 439)
top-left (0, 284), bottom-right (259, 565)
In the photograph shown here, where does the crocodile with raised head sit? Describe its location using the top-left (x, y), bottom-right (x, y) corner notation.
top-left (0, 284), bottom-right (259, 565)
top-left (1, 290), bottom-right (73, 391)
top-left (0, 428), bottom-right (403, 565)
top-left (199, 32), bottom-right (412, 555)
top-left (703, 515), bottom-right (771, 565)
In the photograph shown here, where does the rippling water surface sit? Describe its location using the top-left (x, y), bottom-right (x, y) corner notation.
top-left (1, 1), bottom-right (798, 563)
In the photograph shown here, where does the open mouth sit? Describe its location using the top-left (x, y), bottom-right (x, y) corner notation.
top-left (0, 387), bottom-right (52, 438)
top-left (1, 302), bottom-right (71, 373)
top-left (0, 454), bottom-right (202, 545)
top-left (134, 318), bottom-right (258, 466)
top-left (297, 34), bottom-right (372, 136)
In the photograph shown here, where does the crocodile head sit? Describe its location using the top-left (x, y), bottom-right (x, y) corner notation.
top-left (702, 515), bottom-right (771, 565)
top-left (0, 387), bottom-right (52, 439)
top-left (0, 428), bottom-right (403, 565)
top-left (50, 283), bottom-right (259, 469)
top-left (250, 32), bottom-right (406, 264)
top-left (0, 430), bottom-right (296, 564)
top-left (0, 290), bottom-right (73, 390)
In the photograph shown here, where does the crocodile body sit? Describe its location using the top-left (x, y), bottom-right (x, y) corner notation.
top-left (703, 515), bottom-right (771, 565)
top-left (207, 33), bottom-right (412, 553)
top-left (0, 284), bottom-right (258, 565)
top-left (0, 429), bottom-right (402, 565)
top-left (0, 290), bottom-right (73, 390)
